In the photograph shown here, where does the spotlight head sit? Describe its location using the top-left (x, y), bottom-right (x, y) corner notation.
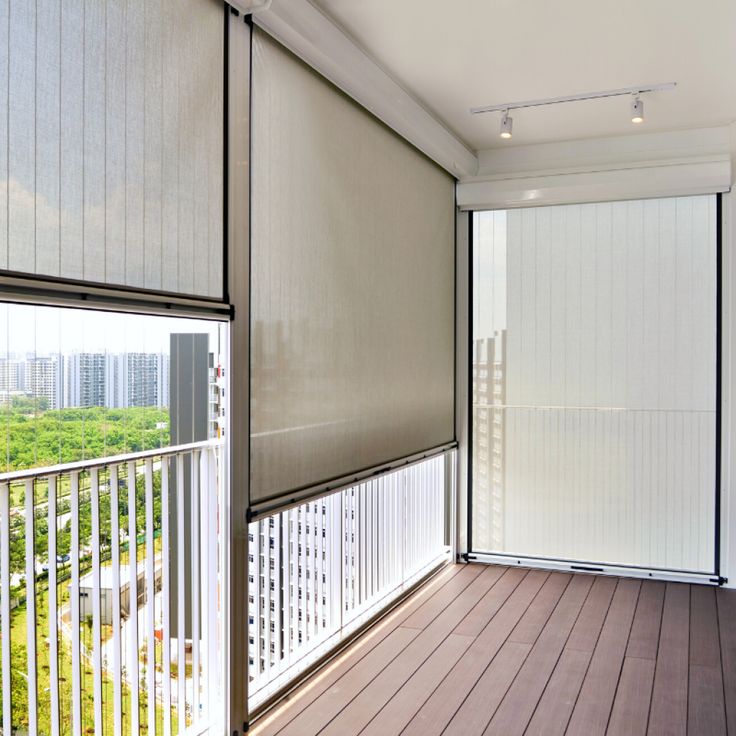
top-left (631, 97), bottom-right (644, 124)
top-left (500, 111), bottom-right (513, 139)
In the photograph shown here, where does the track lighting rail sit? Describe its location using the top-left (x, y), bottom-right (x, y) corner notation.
top-left (470, 81), bottom-right (676, 115)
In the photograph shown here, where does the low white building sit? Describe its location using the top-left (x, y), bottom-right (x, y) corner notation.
top-left (76, 563), bottom-right (162, 626)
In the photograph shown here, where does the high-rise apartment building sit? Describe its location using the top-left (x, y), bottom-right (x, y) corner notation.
top-left (64, 351), bottom-right (170, 410)
top-left (114, 352), bottom-right (169, 409)
top-left (24, 357), bottom-right (60, 409)
top-left (0, 358), bottom-right (24, 400)
top-left (63, 353), bottom-right (107, 408)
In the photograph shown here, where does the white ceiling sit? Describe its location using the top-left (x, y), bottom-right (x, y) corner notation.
top-left (312, 0), bottom-right (736, 152)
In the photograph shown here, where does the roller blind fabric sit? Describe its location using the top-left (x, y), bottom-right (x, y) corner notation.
top-left (0, 0), bottom-right (224, 298)
top-left (250, 27), bottom-right (455, 505)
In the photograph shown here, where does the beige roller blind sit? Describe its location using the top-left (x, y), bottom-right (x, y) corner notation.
top-left (250, 27), bottom-right (455, 505)
top-left (0, 0), bottom-right (224, 299)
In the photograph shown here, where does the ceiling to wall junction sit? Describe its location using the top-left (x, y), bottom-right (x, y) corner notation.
top-left (312, 0), bottom-right (736, 151)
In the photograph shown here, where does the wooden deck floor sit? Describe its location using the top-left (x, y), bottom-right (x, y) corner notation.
top-left (251, 563), bottom-right (736, 736)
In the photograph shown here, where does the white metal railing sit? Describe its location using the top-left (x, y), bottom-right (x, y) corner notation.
top-left (0, 439), bottom-right (224, 736)
top-left (247, 451), bottom-right (454, 708)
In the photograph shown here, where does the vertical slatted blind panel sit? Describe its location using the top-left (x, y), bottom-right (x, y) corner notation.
top-left (0, 0), bottom-right (224, 298)
top-left (472, 196), bottom-right (717, 573)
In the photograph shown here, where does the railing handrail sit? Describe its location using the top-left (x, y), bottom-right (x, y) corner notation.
top-left (0, 438), bottom-right (224, 483)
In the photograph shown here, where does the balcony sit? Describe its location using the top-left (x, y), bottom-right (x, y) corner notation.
top-left (247, 453), bottom-right (454, 711)
top-left (251, 563), bottom-right (736, 736)
top-left (0, 440), bottom-right (224, 735)
top-left (0, 442), bottom-right (455, 734)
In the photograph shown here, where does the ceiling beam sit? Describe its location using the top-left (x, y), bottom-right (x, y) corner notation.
top-left (250, 0), bottom-right (479, 178)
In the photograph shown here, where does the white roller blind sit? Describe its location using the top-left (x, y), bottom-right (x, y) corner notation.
top-left (472, 196), bottom-right (717, 573)
top-left (0, 0), bottom-right (224, 298)
top-left (250, 28), bottom-right (455, 505)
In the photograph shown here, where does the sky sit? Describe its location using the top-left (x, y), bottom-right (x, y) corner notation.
top-left (0, 302), bottom-right (223, 357)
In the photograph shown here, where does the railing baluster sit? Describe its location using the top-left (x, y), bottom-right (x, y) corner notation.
top-left (90, 468), bottom-right (103, 735)
top-left (110, 464), bottom-right (123, 736)
top-left (205, 448), bottom-right (219, 722)
top-left (290, 508), bottom-right (298, 663)
top-left (24, 478), bottom-right (38, 734)
top-left (311, 502), bottom-right (317, 639)
top-left (371, 482), bottom-right (378, 598)
top-left (161, 457), bottom-right (172, 736)
top-left (127, 459), bottom-right (140, 735)
top-left (330, 493), bottom-right (342, 633)
top-left (273, 512), bottom-right (282, 668)
top-left (0, 481), bottom-right (9, 736)
top-left (191, 451), bottom-right (201, 723)
top-left (360, 484), bottom-right (366, 606)
top-left (365, 486), bottom-right (372, 603)
top-left (199, 450), bottom-right (209, 720)
top-left (145, 457), bottom-right (156, 736)
top-left (317, 502), bottom-right (324, 634)
top-left (176, 453), bottom-right (186, 735)
top-left (252, 519), bottom-right (259, 679)
top-left (282, 508), bottom-right (291, 665)
top-left (263, 515), bottom-right (272, 681)
top-left (379, 480), bottom-right (385, 591)
top-left (48, 475), bottom-right (60, 736)
top-left (343, 488), bottom-right (357, 615)
top-left (342, 491), bottom-right (348, 614)
top-left (296, 505), bottom-right (309, 648)
top-left (394, 477), bottom-right (398, 578)
top-left (70, 471), bottom-right (82, 736)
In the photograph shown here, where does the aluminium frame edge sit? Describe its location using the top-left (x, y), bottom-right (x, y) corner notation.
top-left (226, 7), bottom-right (252, 734)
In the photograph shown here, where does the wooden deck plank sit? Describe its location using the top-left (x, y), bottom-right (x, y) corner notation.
top-left (716, 587), bottom-right (736, 735)
top-left (688, 665), bottom-right (727, 736)
top-left (565, 575), bottom-right (617, 653)
top-left (360, 633), bottom-right (474, 736)
top-left (484, 574), bottom-right (594, 735)
top-left (442, 642), bottom-right (531, 736)
top-left (401, 570), bottom-right (549, 736)
top-left (250, 563), bottom-right (465, 736)
top-left (524, 648), bottom-right (591, 736)
top-left (250, 567), bottom-right (736, 736)
top-left (607, 656), bottom-right (656, 736)
top-left (566, 578), bottom-right (641, 736)
top-left (317, 565), bottom-right (510, 736)
top-left (453, 567), bottom-right (527, 637)
top-left (647, 582), bottom-right (690, 736)
top-left (688, 585), bottom-right (727, 735)
top-left (525, 575), bottom-right (617, 735)
top-left (507, 572), bottom-right (571, 644)
top-left (626, 580), bottom-right (665, 660)
top-left (401, 563), bottom-right (486, 630)
top-left (266, 626), bottom-right (419, 736)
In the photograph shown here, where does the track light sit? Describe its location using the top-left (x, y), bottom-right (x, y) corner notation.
top-left (500, 111), bottom-right (513, 139)
top-left (630, 96), bottom-right (644, 123)
top-left (473, 82), bottom-right (675, 136)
